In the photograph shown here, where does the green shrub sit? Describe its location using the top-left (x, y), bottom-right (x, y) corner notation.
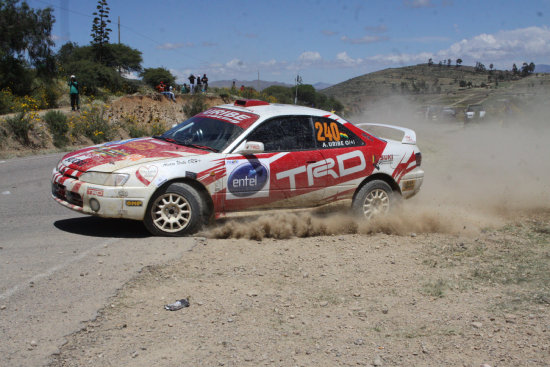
top-left (44, 110), bottom-right (69, 147)
top-left (42, 84), bottom-right (60, 109)
top-left (0, 88), bottom-right (15, 114)
top-left (0, 123), bottom-right (8, 147)
top-left (5, 112), bottom-right (32, 145)
top-left (150, 117), bottom-right (167, 136)
top-left (70, 104), bottom-right (113, 144)
top-left (182, 94), bottom-right (208, 117)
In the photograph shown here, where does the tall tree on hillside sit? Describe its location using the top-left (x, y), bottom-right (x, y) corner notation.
top-left (475, 62), bottom-right (486, 72)
top-left (0, 0), bottom-right (55, 95)
top-left (521, 62), bottom-right (536, 77)
top-left (456, 58), bottom-right (462, 67)
top-left (447, 58), bottom-right (451, 67)
top-left (512, 63), bottom-right (518, 75)
top-left (90, 0), bottom-right (112, 62)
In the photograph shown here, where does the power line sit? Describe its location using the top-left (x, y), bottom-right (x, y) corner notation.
top-left (32, 0), bottom-right (209, 64)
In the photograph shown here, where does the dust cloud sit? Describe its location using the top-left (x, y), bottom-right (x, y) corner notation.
top-left (204, 96), bottom-right (550, 240)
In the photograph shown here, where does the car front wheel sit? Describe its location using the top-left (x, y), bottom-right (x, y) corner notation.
top-left (144, 182), bottom-right (204, 236)
top-left (352, 180), bottom-right (395, 219)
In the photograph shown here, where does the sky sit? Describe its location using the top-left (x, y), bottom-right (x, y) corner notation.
top-left (27, 0), bottom-right (550, 85)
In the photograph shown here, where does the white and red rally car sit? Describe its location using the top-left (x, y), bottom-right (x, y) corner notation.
top-left (52, 100), bottom-right (424, 236)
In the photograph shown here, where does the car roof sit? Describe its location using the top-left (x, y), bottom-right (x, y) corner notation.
top-left (218, 100), bottom-right (342, 122)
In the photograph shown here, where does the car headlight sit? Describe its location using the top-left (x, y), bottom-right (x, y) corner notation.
top-left (80, 172), bottom-right (130, 186)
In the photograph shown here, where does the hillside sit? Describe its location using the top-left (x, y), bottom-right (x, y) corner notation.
top-left (322, 64), bottom-right (550, 118)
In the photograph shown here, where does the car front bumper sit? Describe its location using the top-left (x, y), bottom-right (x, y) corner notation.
top-left (51, 171), bottom-right (150, 220)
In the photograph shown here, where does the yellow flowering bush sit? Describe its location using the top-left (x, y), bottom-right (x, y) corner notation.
top-left (70, 103), bottom-right (113, 144)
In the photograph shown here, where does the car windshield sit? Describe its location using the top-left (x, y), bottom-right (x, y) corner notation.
top-left (156, 117), bottom-right (245, 152)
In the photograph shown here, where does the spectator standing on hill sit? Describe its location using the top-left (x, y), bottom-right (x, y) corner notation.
top-left (188, 74), bottom-right (196, 94)
top-left (201, 74), bottom-right (209, 92)
top-left (68, 75), bottom-right (80, 111)
top-left (181, 83), bottom-right (189, 94)
top-left (196, 74), bottom-right (202, 92)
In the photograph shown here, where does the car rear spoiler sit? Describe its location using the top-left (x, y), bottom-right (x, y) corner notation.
top-left (356, 123), bottom-right (417, 145)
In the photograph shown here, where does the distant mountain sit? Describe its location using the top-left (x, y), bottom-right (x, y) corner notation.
top-left (313, 82), bottom-right (333, 90)
top-left (209, 80), bottom-right (292, 91)
top-left (535, 64), bottom-right (550, 73)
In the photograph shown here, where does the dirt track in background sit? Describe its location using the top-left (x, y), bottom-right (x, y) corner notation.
top-left (49, 103), bottom-right (550, 367)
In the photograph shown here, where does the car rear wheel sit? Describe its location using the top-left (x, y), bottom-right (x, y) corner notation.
top-left (144, 182), bottom-right (204, 236)
top-left (352, 180), bottom-right (395, 219)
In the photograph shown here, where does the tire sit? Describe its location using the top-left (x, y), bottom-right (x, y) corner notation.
top-left (144, 182), bottom-right (204, 236)
top-left (352, 180), bottom-right (396, 219)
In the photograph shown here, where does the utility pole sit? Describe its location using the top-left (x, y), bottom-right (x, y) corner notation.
top-left (118, 16), bottom-right (120, 44)
top-left (294, 74), bottom-right (302, 104)
top-left (257, 70), bottom-right (260, 92)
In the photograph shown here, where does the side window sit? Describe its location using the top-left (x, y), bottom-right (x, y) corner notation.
top-left (313, 117), bottom-right (365, 149)
top-left (246, 116), bottom-right (316, 152)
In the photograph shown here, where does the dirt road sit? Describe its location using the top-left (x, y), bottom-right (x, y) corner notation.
top-left (47, 107), bottom-right (550, 366)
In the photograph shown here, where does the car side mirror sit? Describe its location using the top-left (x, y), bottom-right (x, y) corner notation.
top-left (235, 141), bottom-right (265, 155)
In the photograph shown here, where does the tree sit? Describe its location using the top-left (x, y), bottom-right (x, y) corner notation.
top-left (447, 58), bottom-right (452, 67)
top-left (140, 67), bottom-right (176, 89)
top-left (520, 62), bottom-right (536, 77)
top-left (91, 0), bottom-right (112, 46)
top-left (428, 58), bottom-right (433, 66)
top-left (102, 43), bottom-right (142, 74)
top-left (262, 85), bottom-right (293, 103)
top-left (57, 41), bottom-right (143, 95)
top-left (456, 58), bottom-right (462, 67)
top-left (474, 62), bottom-right (486, 72)
top-left (0, 0), bottom-right (55, 95)
top-left (512, 63), bottom-right (518, 75)
top-left (90, 0), bottom-right (112, 63)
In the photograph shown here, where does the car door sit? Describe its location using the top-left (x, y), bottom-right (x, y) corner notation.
top-left (312, 117), bottom-right (373, 200)
top-left (223, 115), bottom-right (326, 212)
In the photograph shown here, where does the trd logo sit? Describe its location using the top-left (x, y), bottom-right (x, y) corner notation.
top-left (276, 151), bottom-right (366, 190)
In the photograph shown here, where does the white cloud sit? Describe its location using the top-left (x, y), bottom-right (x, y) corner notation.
top-left (367, 26), bottom-right (550, 69)
top-left (442, 26), bottom-right (550, 64)
top-left (299, 51), bottom-right (322, 63)
top-left (368, 51), bottom-right (434, 65)
top-left (322, 30), bottom-right (337, 36)
top-left (156, 42), bottom-right (193, 50)
top-left (260, 59), bottom-right (277, 67)
top-left (404, 0), bottom-right (434, 8)
top-left (336, 52), bottom-right (363, 66)
top-left (405, 36), bottom-right (451, 43)
top-left (226, 58), bottom-right (247, 70)
top-left (364, 25), bottom-right (388, 34)
top-left (341, 35), bottom-right (388, 44)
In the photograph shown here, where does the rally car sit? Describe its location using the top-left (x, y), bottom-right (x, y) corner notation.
top-left (52, 99), bottom-right (424, 236)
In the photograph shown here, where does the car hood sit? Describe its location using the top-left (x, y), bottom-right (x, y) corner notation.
top-left (59, 137), bottom-right (210, 173)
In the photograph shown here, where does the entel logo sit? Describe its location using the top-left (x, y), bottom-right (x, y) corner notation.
top-left (227, 161), bottom-right (269, 197)
top-left (276, 151), bottom-right (366, 190)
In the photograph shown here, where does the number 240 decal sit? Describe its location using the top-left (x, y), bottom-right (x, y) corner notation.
top-left (315, 121), bottom-right (342, 142)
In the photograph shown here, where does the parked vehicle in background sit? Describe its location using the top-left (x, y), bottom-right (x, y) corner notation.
top-left (465, 104), bottom-right (486, 120)
top-left (52, 100), bottom-right (424, 236)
